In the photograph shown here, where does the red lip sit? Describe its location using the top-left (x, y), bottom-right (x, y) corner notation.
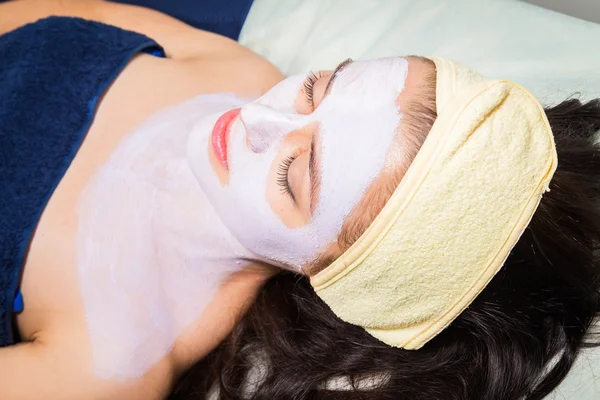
top-left (211, 108), bottom-right (241, 170)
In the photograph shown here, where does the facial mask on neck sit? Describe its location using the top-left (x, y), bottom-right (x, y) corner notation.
top-left (76, 94), bottom-right (252, 380)
top-left (188, 58), bottom-right (409, 270)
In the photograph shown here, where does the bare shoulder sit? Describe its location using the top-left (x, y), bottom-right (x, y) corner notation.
top-left (0, 0), bottom-right (275, 64)
top-left (0, 0), bottom-right (284, 93)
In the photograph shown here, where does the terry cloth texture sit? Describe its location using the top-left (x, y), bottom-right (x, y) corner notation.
top-left (105, 0), bottom-right (254, 40)
top-left (0, 16), bottom-right (164, 347)
top-left (311, 57), bottom-right (557, 350)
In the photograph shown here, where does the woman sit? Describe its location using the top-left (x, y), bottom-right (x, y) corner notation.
top-left (0, 1), bottom-right (282, 398)
top-left (1, 2), bottom-right (599, 400)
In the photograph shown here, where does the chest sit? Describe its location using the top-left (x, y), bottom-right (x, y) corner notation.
top-left (15, 54), bottom-right (271, 341)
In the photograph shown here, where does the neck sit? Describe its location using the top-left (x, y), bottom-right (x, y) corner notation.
top-left (75, 94), bottom-right (266, 380)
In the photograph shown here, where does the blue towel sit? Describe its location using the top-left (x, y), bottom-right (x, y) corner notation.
top-left (0, 17), bottom-right (164, 347)
top-left (0, 0), bottom-right (254, 40)
top-left (107, 0), bottom-right (254, 40)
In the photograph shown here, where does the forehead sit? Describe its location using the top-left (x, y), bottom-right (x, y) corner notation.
top-left (330, 57), bottom-right (408, 92)
top-left (333, 57), bottom-right (437, 251)
top-left (323, 56), bottom-right (435, 110)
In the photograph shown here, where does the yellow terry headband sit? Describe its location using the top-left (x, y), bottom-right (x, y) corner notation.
top-left (310, 57), bottom-right (558, 349)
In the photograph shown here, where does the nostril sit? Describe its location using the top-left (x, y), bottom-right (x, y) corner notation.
top-left (240, 104), bottom-right (277, 153)
top-left (247, 131), bottom-right (270, 153)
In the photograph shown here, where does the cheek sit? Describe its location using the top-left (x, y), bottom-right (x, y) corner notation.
top-left (255, 73), bottom-right (308, 112)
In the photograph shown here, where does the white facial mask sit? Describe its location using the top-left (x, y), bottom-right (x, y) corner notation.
top-left (188, 58), bottom-right (409, 270)
top-left (76, 94), bottom-right (252, 380)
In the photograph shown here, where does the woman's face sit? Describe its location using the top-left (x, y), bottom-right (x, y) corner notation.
top-left (188, 57), bottom-right (421, 271)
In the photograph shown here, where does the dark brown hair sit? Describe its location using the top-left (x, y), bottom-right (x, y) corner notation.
top-left (171, 95), bottom-right (600, 400)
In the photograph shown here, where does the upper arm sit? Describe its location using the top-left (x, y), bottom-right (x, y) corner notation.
top-left (0, 332), bottom-right (174, 400)
top-left (0, 341), bottom-right (49, 400)
top-left (0, 340), bottom-right (92, 400)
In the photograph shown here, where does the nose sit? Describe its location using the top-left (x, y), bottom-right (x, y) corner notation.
top-left (240, 103), bottom-right (304, 153)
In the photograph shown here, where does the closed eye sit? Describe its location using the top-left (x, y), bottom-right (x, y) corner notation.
top-left (301, 58), bottom-right (353, 110)
top-left (277, 152), bottom-right (300, 202)
top-left (303, 71), bottom-right (322, 108)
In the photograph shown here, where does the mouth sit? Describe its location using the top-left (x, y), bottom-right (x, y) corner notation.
top-left (211, 108), bottom-right (241, 171)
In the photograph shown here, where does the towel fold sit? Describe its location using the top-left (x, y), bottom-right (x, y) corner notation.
top-left (311, 57), bottom-right (557, 350)
top-left (0, 16), bottom-right (164, 347)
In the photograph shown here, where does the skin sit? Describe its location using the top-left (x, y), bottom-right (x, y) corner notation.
top-left (207, 58), bottom-right (433, 234)
top-left (258, 59), bottom-right (430, 231)
top-left (0, 1), bottom-right (433, 399)
top-left (0, 1), bottom-right (282, 399)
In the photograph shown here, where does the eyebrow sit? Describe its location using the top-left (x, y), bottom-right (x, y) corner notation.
top-left (308, 132), bottom-right (322, 216)
top-left (324, 58), bottom-right (353, 97)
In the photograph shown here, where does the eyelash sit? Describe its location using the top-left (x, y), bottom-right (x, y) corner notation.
top-left (277, 152), bottom-right (301, 201)
top-left (303, 71), bottom-right (323, 107)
